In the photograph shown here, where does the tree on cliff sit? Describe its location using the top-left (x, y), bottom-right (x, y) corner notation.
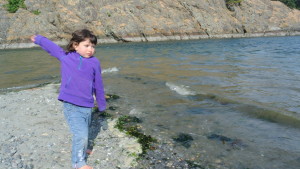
top-left (274, 0), bottom-right (300, 9)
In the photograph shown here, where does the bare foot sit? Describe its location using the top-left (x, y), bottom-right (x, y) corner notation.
top-left (78, 165), bottom-right (93, 169)
top-left (86, 149), bottom-right (93, 155)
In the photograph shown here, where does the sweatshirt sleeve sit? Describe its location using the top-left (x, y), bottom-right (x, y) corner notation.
top-left (94, 61), bottom-right (106, 111)
top-left (34, 35), bottom-right (66, 61)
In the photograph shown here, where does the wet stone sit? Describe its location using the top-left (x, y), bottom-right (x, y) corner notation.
top-left (17, 163), bottom-right (23, 168)
top-left (10, 149), bottom-right (17, 156)
top-left (172, 133), bottom-right (194, 148)
top-left (207, 133), bottom-right (247, 149)
top-left (106, 94), bottom-right (120, 102)
top-left (108, 106), bottom-right (118, 110)
top-left (207, 134), bottom-right (232, 142)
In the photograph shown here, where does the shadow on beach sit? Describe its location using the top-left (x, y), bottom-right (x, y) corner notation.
top-left (88, 110), bottom-right (108, 153)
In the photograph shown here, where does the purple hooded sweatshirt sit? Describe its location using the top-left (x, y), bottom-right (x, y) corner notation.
top-left (34, 35), bottom-right (106, 111)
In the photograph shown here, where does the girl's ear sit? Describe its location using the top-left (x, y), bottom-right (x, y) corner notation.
top-left (73, 42), bottom-right (79, 50)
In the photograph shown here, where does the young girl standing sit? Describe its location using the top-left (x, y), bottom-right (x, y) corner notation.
top-left (31, 29), bottom-right (106, 169)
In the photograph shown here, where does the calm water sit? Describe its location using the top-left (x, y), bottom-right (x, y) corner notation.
top-left (1, 36), bottom-right (300, 168)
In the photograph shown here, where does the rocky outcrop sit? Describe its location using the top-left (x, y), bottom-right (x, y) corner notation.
top-left (0, 0), bottom-right (299, 48)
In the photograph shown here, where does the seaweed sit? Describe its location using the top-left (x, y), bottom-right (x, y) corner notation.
top-left (115, 115), bottom-right (157, 156)
top-left (99, 111), bottom-right (113, 118)
top-left (92, 107), bottom-right (113, 118)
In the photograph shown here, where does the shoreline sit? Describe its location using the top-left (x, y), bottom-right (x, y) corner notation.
top-left (0, 30), bottom-right (299, 50)
top-left (0, 83), bottom-right (204, 168)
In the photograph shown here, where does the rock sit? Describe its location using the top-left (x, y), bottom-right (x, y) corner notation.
top-left (207, 133), bottom-right (247, 150)
top-left (207, 134), bottom-right (232, 142)
top-left (172, 133), bottom-right (194, 148)
top-left (10, 149), bottom-right (17, 156)
top-left (215, 159), bottom-right (222, 164)
top-left (0, 0), bottom-right (299, 48)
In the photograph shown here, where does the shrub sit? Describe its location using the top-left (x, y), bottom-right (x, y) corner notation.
top-left (225, 0), bottom-right (243, 11)
top-left (3, 0), bottom-right (26, 13)
top-left (225, 0), bottom-right (243, 6)
top-left (31, 9), bottom-right (41, 15)
top-left (272, 0), bottom-right (300, 9)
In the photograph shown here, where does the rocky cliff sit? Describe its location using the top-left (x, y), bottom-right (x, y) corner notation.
top-left (0, 0), bottom-right (299, 48)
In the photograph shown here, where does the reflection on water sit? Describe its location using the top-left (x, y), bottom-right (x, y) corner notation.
top-left (1, 36), bottom-right (300, 168)
top-left (0, 48), bottom-right (59, 90)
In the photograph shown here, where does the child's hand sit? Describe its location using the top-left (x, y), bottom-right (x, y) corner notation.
top-left (30, 35), bottom-right (36, 43)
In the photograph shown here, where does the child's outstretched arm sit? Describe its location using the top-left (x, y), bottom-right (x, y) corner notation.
top-left (30, 35), bottom-right (66, 61)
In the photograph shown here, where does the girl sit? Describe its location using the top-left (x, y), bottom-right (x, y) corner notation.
top-left (31, 29), bottom-right (106, 169)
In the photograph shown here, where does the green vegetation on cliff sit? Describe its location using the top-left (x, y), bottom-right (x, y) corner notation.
top-left (3, 0), bottom-right (26, 13)
top-left (225, 0), bottom-right (243, 11)
top-left (274, 0), bottom-right (300, 9)
top-left (225, 0), bottom-right (300, 9)
top-left (225, 0), bottom-right (243, 5)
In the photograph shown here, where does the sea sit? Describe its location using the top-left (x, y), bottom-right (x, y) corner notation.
top-left (1, 36), bottom-right (300, 168)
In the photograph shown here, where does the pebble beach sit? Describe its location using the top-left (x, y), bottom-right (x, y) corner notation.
top-left (0, 83), bottom-right (142, 169)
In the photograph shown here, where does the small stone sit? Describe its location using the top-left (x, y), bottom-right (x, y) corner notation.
top-left (10, 149), bottom-right (17, 156)
top-left (42, 133), bottom-right (49, 136)
top-left (101, 121), bottom-right (108, 131)
top-left (25, 164), bottom-right (34, 169)
top-left (215, 159), bottom-right (222, 164)
top-left (15, 158), bottom-right (21, 164)
top-left (12, 162), bottom-right (18, 168)
top-left (167, 162), bottom-right (173, 167)
top-left (17, 163), bottom-right (23, 168)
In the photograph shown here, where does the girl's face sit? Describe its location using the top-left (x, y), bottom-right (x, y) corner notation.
top-left (73, 39), bottom-right (95, 58)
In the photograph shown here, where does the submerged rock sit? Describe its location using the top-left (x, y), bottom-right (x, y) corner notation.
top-left (105, 94), bottom-right (120, 102)
top-left (172, 133), bottom-right (194, 148)
top-left (207, 134), bottom-right (232, 142)
top-left (207, 133), bottom-right (247, 149)
top-left (186, 160), bottom-right (205, 169)
top-left (108, 106), bottom-right (118, 110)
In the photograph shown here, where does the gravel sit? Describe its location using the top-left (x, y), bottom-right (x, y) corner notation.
top-left (0, 84), bottom-right (141, 169)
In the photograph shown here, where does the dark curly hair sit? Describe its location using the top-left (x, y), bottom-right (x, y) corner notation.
top-left (66, 29), bottom-right (97, 53)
